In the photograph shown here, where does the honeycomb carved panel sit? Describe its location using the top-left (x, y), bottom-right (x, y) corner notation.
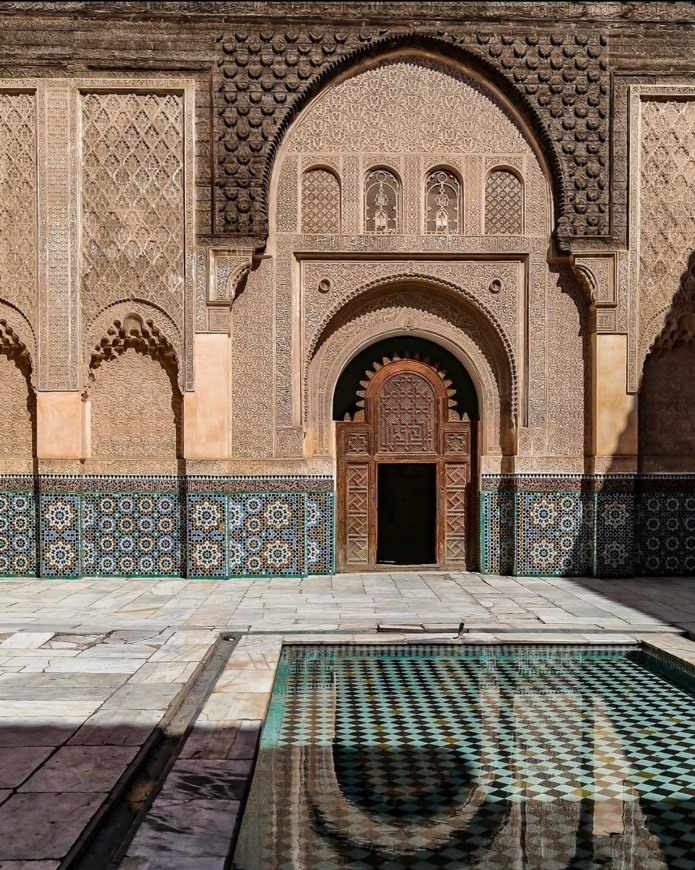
top-left (81, 92), bottom-right (185, 325)
top-left (485, 169), bottom-right (523, 235)
top-left (216, 30), bottom-right (609, 240)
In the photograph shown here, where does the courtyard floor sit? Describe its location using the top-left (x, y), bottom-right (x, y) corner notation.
top-left (1, 571), bottom-right (695, 867)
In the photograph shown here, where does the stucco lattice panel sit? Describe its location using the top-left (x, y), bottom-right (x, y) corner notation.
top-left (90, 349), bottom-right (180, 459)
top-left (231, 259), bottom-right (274, 458)
top-left (545, 267), bottom-right (588, 457)
top-left (81, 93), bottom-right (185, 325)
top-left (0, 354), bottom-right (33, 457)
top-left (638, 99), bottom-right (695, 356)
top-left (301, 168), bottom-right (340, 234)
top-left (287, 59), bottom-right (530, 156)
top-left (485, 170), bottom-right (523, 235)
top-left (0, 93), bottom-right (36, 323)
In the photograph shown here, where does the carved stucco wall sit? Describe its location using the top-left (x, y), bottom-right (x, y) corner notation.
top-left (0, 353), bottom-right (34, 458)
top-left (635, 96), bottom-right (695, 377)
top-left (0, 92), bottom-right (36, 332)
top-left (90, 348), bottom-right (180, 458)
top-left (80, 85), bottom-right (195, 392)
top-left (308, 288), bottom-right (511, 460)
top-left (269, 55), bottom-right (588, 467)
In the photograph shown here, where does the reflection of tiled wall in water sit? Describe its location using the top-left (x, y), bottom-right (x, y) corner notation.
top-left (482, 476), bottom-right (695, 578)
top-left (0, 475), bottom-right (334, 579)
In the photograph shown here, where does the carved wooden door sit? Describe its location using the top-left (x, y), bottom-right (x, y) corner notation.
top-left (337, 355), bottom-right (476, 571)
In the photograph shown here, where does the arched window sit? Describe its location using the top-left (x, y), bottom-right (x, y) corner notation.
top-left (301, 168), bottom-right (341, 234)
top-left (364, 168), bottom-right (400, 234)
top-left (425, 169), bottom-right (461, 234)
top-left (485, 169), bottom-right (523, 235)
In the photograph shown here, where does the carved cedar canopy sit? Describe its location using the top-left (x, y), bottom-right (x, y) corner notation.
top-left (337, 354), bottom-right (475, 571)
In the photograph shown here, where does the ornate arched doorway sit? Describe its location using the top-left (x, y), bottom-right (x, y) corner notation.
top-left (337, 353), bottom-right (476, 571)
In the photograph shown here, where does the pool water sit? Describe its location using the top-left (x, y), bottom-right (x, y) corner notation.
top-left (233, 644), bottom-right (695, 869)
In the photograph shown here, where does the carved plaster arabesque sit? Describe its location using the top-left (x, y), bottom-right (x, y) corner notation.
top-left (0, 90), bottom-right (36, 334)
top-left (628, 84), bottom-right (695, 392)
top-left (300, 260), bottom-right (521, 417)
top-left (308, 288), bottom-right (510, 458)
top-left (37, 81), bottom-right (79, 391)
top-left (77, 79), bottom-right (196, 392)
top-left (206, 248), bottom-right (253, 333)
top-left (270, 56), bottom-right (555, 450)
top-left (0, 77), bottom-right (197, 394)
top-left (572, 253), bottom-right (618, 335)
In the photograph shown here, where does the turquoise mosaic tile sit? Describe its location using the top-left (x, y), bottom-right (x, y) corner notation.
top-left (40, 493), bottom-right (79, 578)
top-left (0, 490), bottom-right (37, 576)
top-left (0, 474), bottom-right (335, 579)
top-left (235, 643), bottom-right (695, 869)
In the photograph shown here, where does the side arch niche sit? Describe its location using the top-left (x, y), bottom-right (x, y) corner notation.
top-left (87, 313), bottom-right (182, 460)
top-left (0, 316), bottom-right (35, 461)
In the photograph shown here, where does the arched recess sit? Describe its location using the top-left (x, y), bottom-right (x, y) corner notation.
top-left (86, 312), bottom-right (182, 460)
top-left (307, 282), bottom-right (516, 459)
top-left (265, 36), bottom-right (564, 240)
top-left (639, 314), bottom-right (695, 473)
top-left (0, 313), bottom-right (36, 460)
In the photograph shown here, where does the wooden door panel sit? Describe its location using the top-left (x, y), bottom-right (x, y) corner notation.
top-left (336, 357), bottom-right (476, 571)
top-left (344, 461), bottom-right (371, 567)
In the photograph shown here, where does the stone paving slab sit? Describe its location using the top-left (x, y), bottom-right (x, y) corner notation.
top-left (0, 572), bottom-right (692, 864)
top-left (0, 628), bottom-right (217, 865)
top-left (0, 573), bottom-right (693, 636)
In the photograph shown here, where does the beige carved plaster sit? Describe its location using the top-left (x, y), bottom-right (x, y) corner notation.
top-left (90, 347), bottom-right (181, 460)
top-left (0, 78), bottom-right (196, 394)
top-left (307, 287), bottom-right (514, 458)
top-left (205, 248), bottom-right (254, 333)
top-left (265, 54), bottom-right (579, 464)
top-left (628, 84), bottom-right (695, 392)
top-left (0, 91), bottom-right (37, 335)
top-left (83, 300), bottom-right (182, 393)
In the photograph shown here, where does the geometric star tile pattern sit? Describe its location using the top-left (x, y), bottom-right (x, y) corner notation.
top-left (236, 644), bottom-right (695, 869)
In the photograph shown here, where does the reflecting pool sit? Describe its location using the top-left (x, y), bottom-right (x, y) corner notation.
top-left (233, 644), bottom-right (695, 869)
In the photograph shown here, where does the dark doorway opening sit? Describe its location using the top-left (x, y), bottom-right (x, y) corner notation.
top-left (377, 463), bottom-right (437, 565)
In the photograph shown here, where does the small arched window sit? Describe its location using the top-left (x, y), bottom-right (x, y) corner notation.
top-left (485, 169), bottom-right (523, 235)
top-left (364, 168), bottom-right (400, 234)
top-left (425, 169), bottom-right (461, 234)
top-left (301, 168), bottom-right (341, 234)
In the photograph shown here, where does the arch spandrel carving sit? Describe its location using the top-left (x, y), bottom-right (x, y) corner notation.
top-left (83, 300), bottom-right (182, 393)
top-left (307, 287), bottom-right (514, 458)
